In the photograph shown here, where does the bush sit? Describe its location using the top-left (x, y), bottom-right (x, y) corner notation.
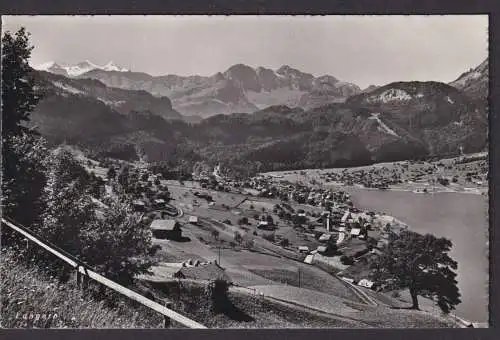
top-left (279, 238), bottom-right (290, 247)
top-left (340, 255), bottom-right (355, 265)
top-left (205, 279), bottom-right (230, 313)
top-left (262, 233), bottom-right (276, 243)
top-left (234, 232), bottom-right (243, 244)
top-left (353, 248), bottom-right (370, 258)
top-left (244, 239), bottom-right (254, 249)
top-left (437, 177), bottom-right (450, 186)
top-left (266, 215), bottom-right (274, 225)
top-left (237, 217), bottom-right (249, 225)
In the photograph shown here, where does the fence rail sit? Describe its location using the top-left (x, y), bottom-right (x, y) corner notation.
top-left (1, 217), bottom-right (206, 329)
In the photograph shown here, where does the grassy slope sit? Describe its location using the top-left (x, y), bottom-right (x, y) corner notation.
top-left (0, 249), bottom-right (163, 328)
top-left (1, 246), bottom-right (457, 329)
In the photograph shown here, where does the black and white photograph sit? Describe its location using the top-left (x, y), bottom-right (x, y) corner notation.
top-left (0, 15), bottom-right (489, 329)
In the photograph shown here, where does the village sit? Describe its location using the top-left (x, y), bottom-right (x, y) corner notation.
top-left (266, 152), bottom-right (488, 195)
top-left (82, 156), bottom-right (415, 300)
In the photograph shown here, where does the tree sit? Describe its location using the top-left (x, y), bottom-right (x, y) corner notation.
top-left (37, 150), bottom-right (97, 279)
top-left (2, 27), bottom-right (39, 139)
top-left (340, 255), bottom-right (354, 265)
top-left (234, 232), bottom-right (243, 244)
top-left (266, 215), bottom-right (274, 225)
top-left (238, 217), bottom-right (249, 225)
top-left (107, 167), bottom-right (116, 180)
top-left (279, 238), bottom-right (290, 248)
top-left (205, 279), bottom-right (230, 313)
top-left (1, 28), bottom-right (46, 234)
top-left (2, 135), bottom-right (48, 228)
top-left (370, 230), bottom-right (461, 313)
top-left (244, 239), bottom-right (254, 249)
top-left (80, 200), bottom-right (156, 285)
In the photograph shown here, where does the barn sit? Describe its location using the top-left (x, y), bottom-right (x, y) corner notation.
top-left (150, 219), bottom-right (182, 240)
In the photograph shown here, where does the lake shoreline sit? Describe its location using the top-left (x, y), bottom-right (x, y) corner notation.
top-left (344, 187), bottom-right (489, 323)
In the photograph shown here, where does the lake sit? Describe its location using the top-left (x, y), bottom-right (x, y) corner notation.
top-left (343, 187), bottom-right (489, 323)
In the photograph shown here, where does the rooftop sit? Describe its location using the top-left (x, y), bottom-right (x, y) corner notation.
top-left (150, 219), bottom-right (178, 231)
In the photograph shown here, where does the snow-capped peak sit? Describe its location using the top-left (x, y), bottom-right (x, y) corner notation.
top-left (78, 60), bottom-right (100, 68)
top-left (35, 61), bottom-right (63, 71)
top-left (102, 61), bottom-right (129, 72)
top-left (33, 60), bottom-right (129, 77)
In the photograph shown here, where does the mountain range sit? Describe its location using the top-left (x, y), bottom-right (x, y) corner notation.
top-left (449, 59), bottom-right (488, 100)
top-left (34, 62), bottom-right (363, 117)
top-left (36, 60), bottom-right (129, 77)
top-left (28, 58), bottom-right (488, 173)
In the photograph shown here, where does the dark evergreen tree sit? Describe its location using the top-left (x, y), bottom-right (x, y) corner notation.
top-left (2, 27), bottom-right (39, 138)
top-left (2, 28), bottom-right (47, 234)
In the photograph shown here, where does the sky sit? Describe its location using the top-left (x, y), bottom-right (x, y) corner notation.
top-left (2, 15), bottom-right (488, 88)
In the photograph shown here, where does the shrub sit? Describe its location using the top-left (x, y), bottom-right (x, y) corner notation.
top-left (353, 248), bottom-right (370, 258)
top-left (279, 238), bottom-right (290, 248)
top-left (237, 217), bottom-right (249, 225)
top-left (262, 233), bottom-right (275, 243)
top-left (340, 255), bottom-right (355, 265)
top-left (205, 279), bottom-right (230, 313)
top-left (234, 232), bottom-right (243, 244)
top-left (437, 177), bottom-right (450, 186)
top-left (244, 239), bottom-right (255, 249)
top-left (266, 215), bottom-right (274, 225)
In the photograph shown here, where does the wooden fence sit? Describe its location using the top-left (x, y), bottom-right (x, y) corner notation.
top-left (1, 217), bottom-right (206, 329)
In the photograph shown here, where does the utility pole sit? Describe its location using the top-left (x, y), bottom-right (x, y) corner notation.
top-left (218, 244), bottom-right (221, 265)
top-left (25, 238), bottom-right (29, 264)
top-left (298, 267), bottom-right (301, 288)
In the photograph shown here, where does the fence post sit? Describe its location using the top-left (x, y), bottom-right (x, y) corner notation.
top-left (164, 316), bottom-right (171, 328)
top-left (76, 266), bottom-right (82, 289)
top-left (164, 302), bottom-right (173, 328)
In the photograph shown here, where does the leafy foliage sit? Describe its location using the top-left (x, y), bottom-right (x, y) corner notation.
top-left (35, 150), bottom-right (97, 276)
top-left (205, 279), bottom-right (230, 314)
top-left (370, 230), bottom-right (461, 313)
top-left (2, 27), bottom-right (39, 137)
top-left (233, 232), bottom-right (243, 244)
top-left (80, 200), bottom-right (156, 285)
top-left (2, 28), bottom-right (156, 287)
top-left (2, 28), bottom-right (47, 243)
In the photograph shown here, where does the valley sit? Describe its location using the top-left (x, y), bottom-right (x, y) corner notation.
top-left (3, 20), bottom-right (489, 329)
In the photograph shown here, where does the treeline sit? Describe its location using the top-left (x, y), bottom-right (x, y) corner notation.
top-left (2, 28), bottom-right (157, 288)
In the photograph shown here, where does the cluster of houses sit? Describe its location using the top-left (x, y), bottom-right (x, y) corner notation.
top-left (237, 175), bottom-right (352, 210)
top-left (297, 209), bottom-right (373, 257)
top-left (320, 168), bottom-right (398, 189)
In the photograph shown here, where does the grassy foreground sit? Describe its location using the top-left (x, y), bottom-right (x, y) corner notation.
top-left (0, 249), bottom-right (164, 328)
top-left (1, 248), bottom-right (458, 328)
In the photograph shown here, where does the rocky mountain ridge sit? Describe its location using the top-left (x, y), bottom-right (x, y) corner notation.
top-left (37, 61), bottom-right (362, 117)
